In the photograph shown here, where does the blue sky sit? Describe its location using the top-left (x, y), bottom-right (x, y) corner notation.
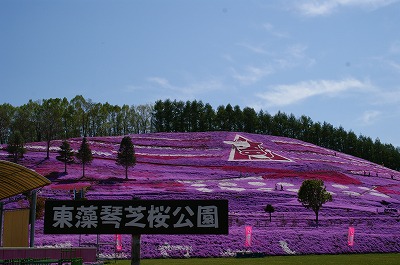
top-left (1, 0), bottom-right (400, 147)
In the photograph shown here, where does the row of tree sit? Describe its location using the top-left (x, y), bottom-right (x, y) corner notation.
top-left (1, 96), bottom-right (400, 170)
top-left (153, 99), bottom-right (400, 170)
top-left (0, 95), bottom-right (153, 144)
top-left (58, 135), bottom-right (136, 179)
top-left (7, 133), bottom-right (136, 179)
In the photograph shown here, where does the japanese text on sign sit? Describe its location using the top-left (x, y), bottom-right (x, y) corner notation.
top-left (44, 200), bottom-right (228, 235)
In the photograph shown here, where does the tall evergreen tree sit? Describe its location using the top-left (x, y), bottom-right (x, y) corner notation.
top-left (242, 107), bottom-right (258, 133)
top-left (57, 140), bottom-right (74, 174)
top-left (116, 136), bottom-right (136, 179)
top-left (76, 137), bottom-right (93, 178)
top-left (6, 130), bottom-right (26, 163)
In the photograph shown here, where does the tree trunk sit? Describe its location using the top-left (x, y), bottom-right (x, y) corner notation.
top-left (46, 140), bottom-right (51, 159)
top-left (125, 165), bottom-right (128, 180)
top-left (64, 153), bottom-right (67, 173)
top-left (315, 210), bottom-right (319, 227)
top-left (269, 213), bottom-right (272, 222)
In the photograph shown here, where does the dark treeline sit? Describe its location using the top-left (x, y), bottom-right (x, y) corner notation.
top-left (153, 99), bottom-right (400, 171)
top-left (1, 96), bottom-right (400, 170)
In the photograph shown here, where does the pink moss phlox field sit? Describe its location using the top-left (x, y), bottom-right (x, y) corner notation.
top-left (1, 131), bottom-right (399, 258)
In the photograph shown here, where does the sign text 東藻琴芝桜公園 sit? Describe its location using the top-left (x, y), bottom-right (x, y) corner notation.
top-left (44, 199), bottom-right (228, 235)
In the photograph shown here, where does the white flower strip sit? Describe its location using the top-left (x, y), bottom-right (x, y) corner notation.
top-left (157, 242), bottom-right (192, 258)
top-left (220, 248), bottom-right (252, 257)
top-left (369, 192), bottom-right (390, 198)
top-left (248, 182), bottom-right (266, 186)
top-left (219, 182), bottom-right (237, 187)
top-left (38, 242), bottom-right (73, 248)
top-left (257, 188), bottom-right (274, 192)
top-left (279, 241), bottom-right (296, 255)
top-left (220, 186), bottom-right (246, 192)
top-left (342, 191), bottom-right (360, 196)
top-left (195, 187), bottom-right (213, 192)
top-left (276, 182), bottom-right (294, 187)
top-left (332, 184), bottom-right (349, 189)
top-left (191, 183), bottom-right (206, 187)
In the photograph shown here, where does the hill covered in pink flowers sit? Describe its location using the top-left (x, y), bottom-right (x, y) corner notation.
top-left (1, 131), bottom-right (399, 258)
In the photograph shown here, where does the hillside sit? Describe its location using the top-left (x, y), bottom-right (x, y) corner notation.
top-left (1, 131), bottom-right (399, 258)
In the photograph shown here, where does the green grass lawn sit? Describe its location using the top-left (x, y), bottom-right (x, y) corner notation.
top-left (109, 253), bottom-right (400, 265)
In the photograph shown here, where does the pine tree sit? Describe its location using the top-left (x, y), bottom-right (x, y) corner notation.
top-left (76, 137), bottom-right (93, 178)
top-left (116, 136), bottom-right (136, 179)
top-left (6, 131), bottom-right (26, 163)
top-left (57, 140), bottom-right (74, 174)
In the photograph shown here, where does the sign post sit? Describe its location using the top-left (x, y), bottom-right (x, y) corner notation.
top-left (131, 196), bottom-right (140, 265)
top-left (44, 199), bottom-right (229, 263)
top-left (131, 234), bottom-right (140, 265)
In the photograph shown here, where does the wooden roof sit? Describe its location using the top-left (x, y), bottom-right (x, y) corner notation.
top-left (0, 160), bottom-right (51, 200)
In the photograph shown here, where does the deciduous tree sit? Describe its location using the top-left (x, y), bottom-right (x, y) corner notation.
top-left (264, 204), bottom-right (275, 222)
top-left (298, 179), bottom-right (332, 227)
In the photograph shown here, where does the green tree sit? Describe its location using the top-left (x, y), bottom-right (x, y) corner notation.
top-left (298, 179), bottom-right (332, 227)
top-left (6, 131), bottom-right (26, 163)
top-left (264, 204), bottom-right (275, 222)
top-left (40, 98), bottom-right (64, 159)
top-left (215, 105), bottom-right (227, 131)
top-left (298, 115), bottom-right (313, 143)
top-left (183, 100), bottom-right (192, 132)
top-left (242, 107), bottom-right (258, 133)
top-left (11, 101), bottom-right (38, 143)
top-left (203, 103), bottom-right (216, 131)
top-left (257, 110), bottom-right (272, 134)
top-left (0, 103), bottom-right (15, 144)
top-left (116, 136), bottom-right (136, 179)
top-left (70, 95), bottom-right (89, 137)
top-left (233, 105), bottom-right (243, 132)
top-left (57, 140), bottom-right (75, 174)
top-left (76, 137), bottom-right (93, 178)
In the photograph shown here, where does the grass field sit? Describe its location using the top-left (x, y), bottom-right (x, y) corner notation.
top-left (109, 253), bottom-right (400, 265)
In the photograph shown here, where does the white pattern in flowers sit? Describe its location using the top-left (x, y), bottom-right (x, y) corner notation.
top-left (158, 242), bottom-right (192, 258)
top-left (219, 182), bottom-right (237, 187)
top-left (332, 184), bottom-right (349, 189)
top-left (276, 182), bottom-right (294, 187)
top-left (220, 186), bottom-right (246, 192)
top-left (248, 182), bottom-right (266, 186)
top-left (257, 188), bottom-right (274, 192)
top-left (279, 240), bottom-right (296, 255)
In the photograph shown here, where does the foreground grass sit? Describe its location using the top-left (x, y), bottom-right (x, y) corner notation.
top-left (110, 253), bottom-right (400, 265)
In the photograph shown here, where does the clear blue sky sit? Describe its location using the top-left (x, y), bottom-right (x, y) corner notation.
top-left (1, 0), bottom-right (400, 147)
